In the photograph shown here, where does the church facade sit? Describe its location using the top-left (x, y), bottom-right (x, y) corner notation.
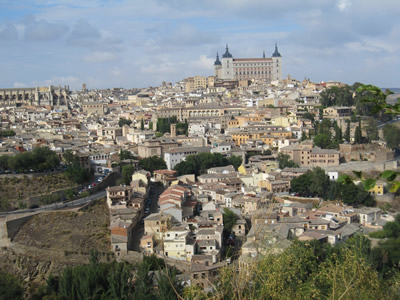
top-left (214, 44), bottom-right (282, 82)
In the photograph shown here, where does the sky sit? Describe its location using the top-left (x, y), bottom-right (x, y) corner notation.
top-left (0, 0), bottom-right (399, 90)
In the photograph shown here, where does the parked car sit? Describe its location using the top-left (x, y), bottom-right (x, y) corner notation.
top-left (144, 207), bottom-right (150, 214)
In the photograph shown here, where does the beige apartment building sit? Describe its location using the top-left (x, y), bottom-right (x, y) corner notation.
top-left (184, 76), bottom-right (208, 92)
top-left (280, 140), bottom-right (340, 167)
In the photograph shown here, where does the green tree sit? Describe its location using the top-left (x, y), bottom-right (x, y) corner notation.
top-left (263, 149), bottom-right (272, 155)
top-left (0, 272), bottom-right (24, 300)
top-left (174, 152), bottom-right (231, 176)
top-left (309, 167), bottom-right (331, 197)
top-left (119, 149), bottom-right (135, 161)
top-left (354, 124), bottom-right (362, 144)
top-left (0, 129), bottom-right (16, 137)
top-left (344, 120), bottom-right (351, 142)
top-left (334, 121), bottom-right (343, 143)
top-left (302, 112), bottom-right (315, 121)
top-left (140, 119), bottom-right (145, 130)
top-left (313, 133), bottom-right (331, 149)
top-left (119, 118), bottom-right (132, 127)
top-left (139, 156), bottom-right (167, 174)
top-left (383, 124), bottom-right (400, 149)
top-left (156, 117), bottom-right (178, 134)
top-left (365, 118), bottom-right (379, 141)
top-left (63, 150), bottom-right (90, 184)
top-left (222, 208), bottom-right (239, 234)
top-left (290, 171), bottom-right (312, 196)
top-left (176, 121), bottom-right (188, 136)
top-left (320, 85), bottom-right (354, 107)
top-left (227, 155), bottom-right (242, 170)
top-left (276, 153), bottom-right (299, 169)
top-left (121, 165), bottom-right (135, 185)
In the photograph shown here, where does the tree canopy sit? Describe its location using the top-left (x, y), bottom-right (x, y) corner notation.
top-left (63, 150), bottom-right (90, 184)
top-left (174, 152), bottom-right (238, 176)
top-left (121, 165), bottom-right (135, 185)
top-left (118, 118), bottom-right (132, 127)
top-left (383, 124), bottom-right (400, 149)
top-left (0, 129), bottom-right (16, 137)
top-left (0, 147), bottom-right (60, 172)
top-left (290, 168), bottom-right (375, 206)
top-left (311, 119), bottom-right (343, 149)
top-left (186, 237), bottom-right (397, 299)
top-left (139, 156), bottom-right (167, 174)
top-left (320, 85), bottom-right (354, 108)
top-left (223, 208), bottom-right (240, 234)
top-left (276, 153), bottom-right (299, 169)
top-left (0, 272), bottom-right (24, 300)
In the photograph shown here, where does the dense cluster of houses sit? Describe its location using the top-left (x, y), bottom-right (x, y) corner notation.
top-left (1, 76), bottom-right (398, 291)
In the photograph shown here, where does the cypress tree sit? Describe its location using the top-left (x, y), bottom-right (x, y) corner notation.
top-left (354, 126), bottom-right (362, 144)
top-left (345, 120), bottom-right (350, 142)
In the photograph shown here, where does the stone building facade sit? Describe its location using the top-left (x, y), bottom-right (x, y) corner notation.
top-left (0, 85), bottom-right (70, 106)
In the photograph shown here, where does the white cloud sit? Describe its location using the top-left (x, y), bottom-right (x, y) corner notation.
top-left (13, 82), bottom-right (27, 88)
top-left (190, 55), bottom-right (214, 71)
top-left (337, 0), bottom-right (352, 11)
top-left (111, 68), bottom-right (121, 76)
top-left (84, 51), bottom-right (116, 63)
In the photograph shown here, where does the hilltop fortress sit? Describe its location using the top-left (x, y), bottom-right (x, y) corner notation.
top-left (214, 44), bottom-right (282, 82)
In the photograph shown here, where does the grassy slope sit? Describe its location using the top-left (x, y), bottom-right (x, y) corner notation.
top-left (0, 173), bottom-right (76, 209)
top-left (14, 198), bottom-right (110, 252)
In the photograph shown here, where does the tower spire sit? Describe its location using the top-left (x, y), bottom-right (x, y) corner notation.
top-left (263, 50), bottom-right (265, 58)
top-left (214, 52), bottom-right (221, 65)
top-left (222, 43), bottom-right (232, 58)
top-left (272, 42), bottom-right (281, 57)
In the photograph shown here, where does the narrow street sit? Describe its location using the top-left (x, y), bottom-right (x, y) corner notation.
top-left (129, 182), bottom-right (164, 251)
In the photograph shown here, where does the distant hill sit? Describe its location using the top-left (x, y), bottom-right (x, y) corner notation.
top-left (381, 88), bottom-right (400, 93)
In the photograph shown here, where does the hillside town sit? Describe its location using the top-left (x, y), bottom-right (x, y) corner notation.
top-left (1, 71), bottom-right (399, 291)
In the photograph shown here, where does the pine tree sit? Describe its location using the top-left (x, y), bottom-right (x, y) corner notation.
top-left (140, 119), bottom-right (144, 130)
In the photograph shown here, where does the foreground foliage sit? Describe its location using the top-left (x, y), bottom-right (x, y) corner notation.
top-left (3, 234), bottom-right (400, 299)
top-left (0, 272), bottom-right (23, 300)
top-left (186, 237), bottom-right (400, 299)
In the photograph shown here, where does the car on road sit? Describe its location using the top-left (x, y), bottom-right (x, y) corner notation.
top-left (144, 207), bottom-right (150, 214)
